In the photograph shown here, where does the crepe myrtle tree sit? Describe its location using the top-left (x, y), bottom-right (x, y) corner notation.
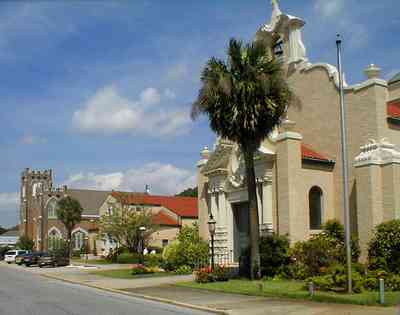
top-left (192, 38), bottom-right (292, 279)
top-left (56, 196), bottom-right (83, 258)
top-left (99, 193), bottom-right (155, 254)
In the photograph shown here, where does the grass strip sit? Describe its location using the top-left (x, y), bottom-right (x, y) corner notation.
top-left (176, 279), bottom-right (400, 307)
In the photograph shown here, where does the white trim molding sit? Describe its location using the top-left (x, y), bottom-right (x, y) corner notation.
top-left (354, 139), bottom-right (400, 167)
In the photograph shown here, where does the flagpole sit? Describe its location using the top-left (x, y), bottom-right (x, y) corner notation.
top-left (336, 34), bottom-right (352, 293)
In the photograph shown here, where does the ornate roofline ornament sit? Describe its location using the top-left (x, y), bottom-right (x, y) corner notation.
top-left (258, 0), bottom-right (307, 65)
top-left (354, 138), bottom-right (400, 167)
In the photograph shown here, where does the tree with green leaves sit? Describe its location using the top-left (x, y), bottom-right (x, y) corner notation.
top-left (16, 235), bottom-right (34, 251)
top-left (192, 38), bottom-right (292, 279)
top-left (0, 226), bottom-right (6, 235)
top-left (99, 195), bottom-right (155, 254)
top-left (176, 187), bottom-right (198, 197)
top-left (57, 196), bottom-right (83, 258)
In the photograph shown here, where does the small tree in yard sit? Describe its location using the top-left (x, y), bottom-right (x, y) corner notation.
top-left (99, 196), bottom-right (155, 254)
top-left (57, 196), bottom-right (83, 258)
top-left (16, 235), bottom-right (34, 251)
top-left (192, 38), bottom-right (292, 279)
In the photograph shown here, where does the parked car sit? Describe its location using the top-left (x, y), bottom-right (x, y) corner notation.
top-left (16, 252), bottom-right (32, 265)
top-left (22, 252), bottom-right (47, 266)
top-left (4, 250), bottom-right (30, 264)
top-left (39, 253), bottom-right (69, 268)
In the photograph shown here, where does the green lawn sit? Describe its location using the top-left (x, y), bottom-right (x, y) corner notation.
top-left (91, 269), bottom-right (176, 279)
top-left (72, 258), bottom-right (113, 265)
top-left (177, 279), bottom-right (400, 306)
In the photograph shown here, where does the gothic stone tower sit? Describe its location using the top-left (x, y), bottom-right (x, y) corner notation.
top-left (20, 168), bottom-right (53, 250)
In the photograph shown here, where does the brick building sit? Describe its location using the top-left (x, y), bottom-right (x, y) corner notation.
top-left (19, 169), bottom-right (198, 255)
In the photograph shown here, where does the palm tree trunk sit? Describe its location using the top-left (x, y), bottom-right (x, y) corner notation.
top-left (243, 147), bottom-right (261, 280)
top-left (67, 230), bottom-right (72, 259)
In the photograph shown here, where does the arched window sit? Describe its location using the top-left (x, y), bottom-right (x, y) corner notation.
top-left (309, 186), bottom-right (323, 230)
top-left (47, 198), bottom-right (58, 219)
top-left (48, 228), bottom-right (62, 250)
top-left (72, 230), bottom-right (88, 250)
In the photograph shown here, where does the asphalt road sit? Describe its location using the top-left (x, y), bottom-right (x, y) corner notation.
top-left (0, 264), bottom-right (212, 315)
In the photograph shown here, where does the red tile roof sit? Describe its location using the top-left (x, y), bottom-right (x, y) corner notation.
top-left (111, 192), bottom-right (198, 218)
top-left (152, 211), bottom-right (180, 227)
top-left (301, 144), bottom-right (332, 162)
top-left (388, 100), bottom-right (400, 118)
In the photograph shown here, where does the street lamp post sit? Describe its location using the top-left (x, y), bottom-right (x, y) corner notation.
top-left (84, 236), bottom-right (89, 264)
top-left (139, 226), bottom-right (146, 265)
top-left (208, 214), bottom-right (216, 270)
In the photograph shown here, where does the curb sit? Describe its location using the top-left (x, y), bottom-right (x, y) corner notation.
top-left (42, 274), bottom-right (229, 315)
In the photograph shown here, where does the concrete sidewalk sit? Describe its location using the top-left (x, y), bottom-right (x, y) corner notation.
top-left (2, 262), bottom-right (399, 315)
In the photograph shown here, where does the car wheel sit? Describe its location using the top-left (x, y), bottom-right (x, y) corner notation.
top-left (7, 262), bottom-right (11, 264)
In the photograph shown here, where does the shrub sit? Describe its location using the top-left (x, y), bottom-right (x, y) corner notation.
top-left (289, 220), bottom-right (360, 279)
top-left (175, 265), bottom-right (193, 275)
top-left (72, 250), bottom-right (81, 258)
top-left (131, 264), bottom-right (154, 275)
top-left (368, 220), bottom-right (400, 273)
top-left (117, 252), bottom-right (141, 264)
top-left (212, 265), bottom-right (230, 282)
top-left (195, 267), bottom-right (214, 283)
top-left (309, 264), bottom-right (364, 293)
top-left (144, 253), bottom-right (163, 267)
top-left (16, 235), bottom-right (34, 251)
top-left (162, 225), bottom-right (208, 270)
top-left (259, 234), bottom-right (290, 277)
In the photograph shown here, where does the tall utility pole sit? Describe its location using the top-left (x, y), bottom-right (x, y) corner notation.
top-left (336, 34), bottom-right (352, 293)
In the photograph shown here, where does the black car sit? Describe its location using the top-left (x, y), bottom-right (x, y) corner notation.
top-left (39, 254), bottom-right (69, 268)
top-left (23, 252), bottom-right (47, 266)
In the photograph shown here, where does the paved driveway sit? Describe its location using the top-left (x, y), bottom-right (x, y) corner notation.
top-left (0, 263), bottom-right (210, 315)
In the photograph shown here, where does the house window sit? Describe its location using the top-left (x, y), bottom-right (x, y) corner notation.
top-left (309, 186), bottom-right (323, 230)
top-left (162, 239), bottom-right (169, 247)
top-left (72, 230), bottom-right (87, 250)
top-left (47, 198), bottom-right (58, 219)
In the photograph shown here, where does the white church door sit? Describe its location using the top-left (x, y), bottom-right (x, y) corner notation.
top-left (232, 202), bottom-right (250, 261)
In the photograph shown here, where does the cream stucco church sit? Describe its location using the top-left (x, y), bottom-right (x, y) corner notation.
top-left (197, 1), bottom-right (400, 262)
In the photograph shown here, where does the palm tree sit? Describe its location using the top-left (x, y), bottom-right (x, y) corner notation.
top-left (192, 38), bottom-right (292, 279)
top-left (57, 196), bottom-right (83, 258)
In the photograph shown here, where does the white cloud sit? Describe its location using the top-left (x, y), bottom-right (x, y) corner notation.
top-left (0, 193), bottom-right (19, 211)
top-left (0, 192), bottom-right (19, 227)
top-left (64, 163), bottom-right (196, 195)
top-left (21, 135), bottom-right (47, 145)
top-left (72, 85), bottom-right (191, 137)
top-left (314, 0), bottom-right (345, 18)
top-left (139, 87), bottom-right (161, 106)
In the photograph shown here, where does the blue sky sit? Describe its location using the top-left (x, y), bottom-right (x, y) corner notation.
top-left (0, 0), bottom-right (399, 228)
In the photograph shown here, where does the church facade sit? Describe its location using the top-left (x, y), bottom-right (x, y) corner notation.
top-left (197, 2), bottom-right (400, 262)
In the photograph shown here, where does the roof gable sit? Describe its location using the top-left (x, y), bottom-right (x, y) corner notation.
top-left (152, 211), bottom-right (180, 226)
top-left (111, 192), bottom-right (198, 218)
top-left (66, 189), bottom-right (111, 216)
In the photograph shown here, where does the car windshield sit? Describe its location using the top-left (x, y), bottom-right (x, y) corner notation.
top-left (6, 251), bottom-right (16, 255)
